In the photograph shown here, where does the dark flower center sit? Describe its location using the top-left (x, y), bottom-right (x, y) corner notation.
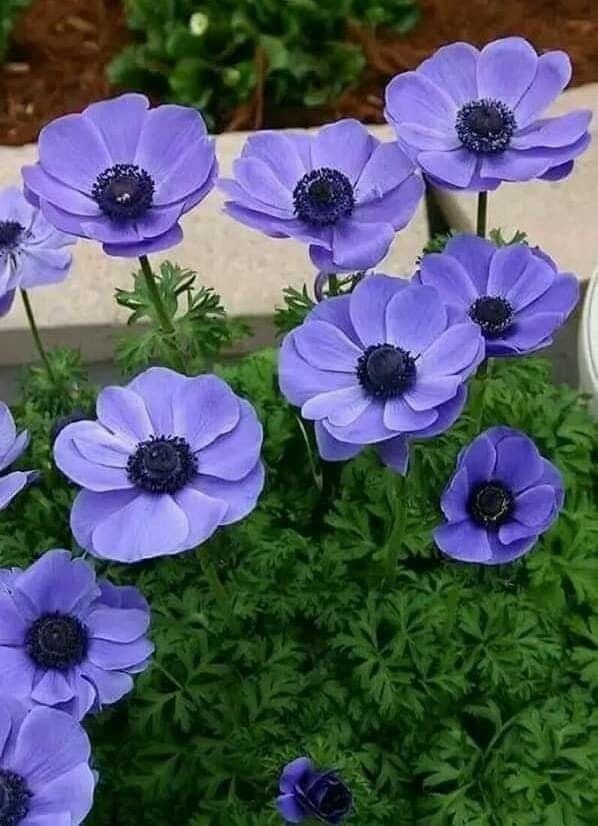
top-left (127, 435), bottom-right (197, 494)
top-left (25, 613), bottom-right (88, 670)
top-left (0, 221), bottom-right (24, 251)
top-left (455, 98), bottom-right (517, 154)
top-left (293, 168), bottom-right (355, 226)
top-left (306, 773), bottom-right (352, 822)
top-left (92, 164), bottom-right (155, 221)
top-left (468, 481), bottom-right (514, 528)
top-left (469, 295), bottom-right (514, 338)
top-left (357, 343), bottom-right (416, 399)
top-left (0, 770), bottom-right (32, 826)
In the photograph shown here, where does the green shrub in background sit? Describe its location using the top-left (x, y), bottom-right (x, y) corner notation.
top-left (109, 0), bottom-right (420, 129)
top-left (0, 0), bottom-right (29, 59)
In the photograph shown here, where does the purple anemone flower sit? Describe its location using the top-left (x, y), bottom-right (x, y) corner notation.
top-left (385, 38), bottom-right (592, 190)
top-left (279, 275), bottom-right (484, 473)
top-left (0, 549), bottom-right (153, 721)
top-left (54, 367), bottom-right (264, 562)
top-left (417, 235), bottom-right (579, 356)
top-left (435, 427), bottom-right (564, 565)
top-left (0, 697), bottom-right (95, 825)
top-left (22, 93), bottom-right (217, 258)
top-left (0, 186), bottom-right (74, 318)
top-left (277, 757), bottom-right (352, 824)
top-left (0, 402), bottom-right (37, 513)
top-left (221, 119), bottom-right (424, 272)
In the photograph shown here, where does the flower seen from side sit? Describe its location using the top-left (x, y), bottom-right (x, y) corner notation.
top-left (221, 119), bottom-right (424, 272)
top-left (22, 93), bottom-right (217, 257)
top-left (435, 427), bottom-right (564, 565)
top-left (0, 186), bottom-right (74, 318)
top-left (416, 234), bottom-right (579, 356)
top-left (0, 549), bottom-right (153, 720)
top-left (277, 757), bottom-right (352, 824)
top-left (54, 367), bottom-right (264, 562)
top-left (0, 403), bottom-right (37, 513)
top-left (279, 275), bottom-right (484, 474)
top-left (385, 37), bottom-right (592, 190)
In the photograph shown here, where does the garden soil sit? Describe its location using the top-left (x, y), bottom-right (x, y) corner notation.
top-left (0, 0), bottom-right (596, 145)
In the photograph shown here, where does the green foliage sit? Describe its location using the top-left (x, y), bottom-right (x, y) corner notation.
top-left (115, 260), bottom-right (250, 376)
top-left (109, 0), bottom-right (420, 129)
top-left (3, 333), bottom-right (598, 822)
top-left (0, 0), bottom-right (30, 59)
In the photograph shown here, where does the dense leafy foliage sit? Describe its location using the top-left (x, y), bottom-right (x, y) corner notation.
top-left (3, 296), bottom-right (597, 822)
top-left (0, 0), bottom-right (29, 59)
top-left (109, 0), bottom-right (420, 129)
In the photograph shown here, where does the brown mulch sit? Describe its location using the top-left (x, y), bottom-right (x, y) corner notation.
top-left (1, 0), bottom-right (597, 145)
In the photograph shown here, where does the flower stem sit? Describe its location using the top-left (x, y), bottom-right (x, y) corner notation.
top-left (384, 474), bottom-right (407, 583)
top-left (476, 191), bottom-right (488, 238)
top-left (20, 289), bottom-right (57, 384)
top-left (138, 254), bottom-right (188, 374)
top-left (201, 552), bottom-right (241, 635)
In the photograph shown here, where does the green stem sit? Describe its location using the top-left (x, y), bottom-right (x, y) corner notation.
top-left (384, 474), bottom-right (407, 583)
top-left (201, 553), bottom-right (241, 635)
top-left (328, 274), bottom-right (339, 296)
top-left (20, 289), bottom-right (57, 384)
top-left (476, 191), bottom-right (488, 238)
top-left (138, 255), bottom-right (188, 373)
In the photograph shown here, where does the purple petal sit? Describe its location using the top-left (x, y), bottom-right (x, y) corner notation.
top-left (302, 385), bottom-right (370, 426)
top-left (96, 386), bottom-right (153, 446)
top-left (311, 119), bottom-right (376, 183)
top-left (87, 637), bottom-right (154, 671)
top-left (87, 607), bottom-right (149, 643)
top-left (419, 42), bottom-right (479, 105)
top-left (513, 484), bottom-right (557, 527)
top-left (14, 549), bottom-right (97, 615)
top-left (505, 258), bottom-right (555, 312)
top-left (0, 647), bottom-right (35, 695)
top-left (486, 244), bottom-right (531, 296)
top-left (0, 290), bottom-right (15, 317)
top-left (434, 520), bottom-right (492, 562)
top-left (277, 794), bottom-right (306, 823)
top-left (97, 580), bottom-right (148, 613)
top-left (53, 422), bottom-right (132, 493)
top-left (497, 519), bottom-right (540, 545)
top-left (102, 223), bottom-right (183, 258)
top-left (134, 203), bottom-right (185, 240)
top-left (513, 110), bottom-right (591, 150)
top-left (385, 285), bottom-right (447, 353)
top-left (30, 762), bottom-right (95, 822)
top-left (420, 252), bottom-right (478, 305)
top-left (310, 294), bottom-right (359, 343)
top-left (83, 93), bottom-right (149, 163)
top-left (399, 124), bottom-right (460, 151)
top-left (418, 148), bottom-right (476, 188)
top-left (79, 662), bottom-right (134, 704)
top-left (480, 150), bottom-right (552, 182)
top-left (324, 398), bottom-right (392, 445)
top-left (152, 137), bottom-right (215, 206)
top-left (232, 157), bottom-right (294, 213)
top-left (477, 37), bottom-right (538, 109)
top-left (539, 160), bottom-right (574, 181)
top-left (0, 594), bottom-right (27, 643)
top-left (242, 131), bottom-right (308, 189)
top-left (171, 485), bottom-right (228, 546)
top-left (355, 141), bottom-right (417, 199)
top-left (487, 532), bottom-right (538, 564)
top-left (515, 51), bottom-right (572, 126)
top-left (196, 399), bottom-right (262, 481)
top-left (385, 71), bottom-right (457, 132)
top-left (440, 467), bottom-right (470, 521)
top-left (11, 706), bottom-right (91, 788)
top-left (127, 366), bottom-right (188, 434)
top-left (418, 323), bottom-right (483, 379)
top-left (519, 273), bottom-right (578, 317)
top-left (294, 320), bottom-right (362, 372)
top-left (70, 489), bottom-right (139, 556)
top-left (280, 757), bottom-right (314, 793)
top-left (38, 114), bottom-right (112, 191)
top-left (192, 462), bottom-right (264, 526)
top-left (0, 402), bottom-right (17, 458)
top-left (440, 234), bottom-right (495, 294)
top-left (383, 397), bottom-right (438, 432)
top-left (331, 219), bottom-right (395, 271)
top-left (376, 435), bottom-right (410, 474)
top-left (354, 174), bottom-right (424, 229)
top-left (278, 333), bottom-right (355, 407)
top-left (405, 375), bottom-right (461, 411)
top-left (460, 434), bottom-right (496, 485)
top-left (31, 670), bottom-right (75, 706)
top-left (172, 374), bottom-right (240, 450)
top-left (221, 179), bottom-right (295, 221)
top-left (0, 472), bottom-right (29, 510)
top-left (91, 492), bottom-right (190, 562)
top-left (494, 434), bottom-right (543, 491)
top-left (315, 423), bottom-right (363, 462)
top-left (21, 164), bottom-right (100, 216)
top-left (349, 274), bottom-right (408, 346)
